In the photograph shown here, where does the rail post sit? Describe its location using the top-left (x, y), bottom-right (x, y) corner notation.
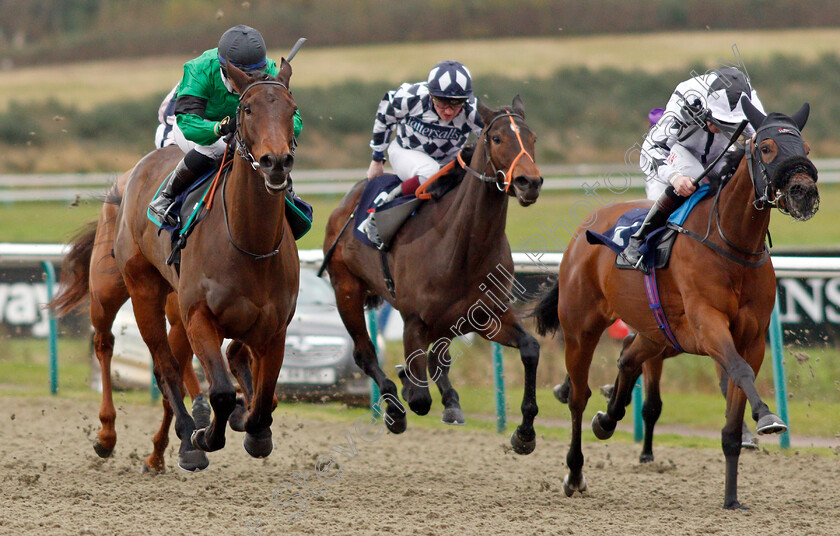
top-left (41, 261), bottom-right (59, 395)
top-left (769, 291), bottom-right (790, 449)
top-left (492, 342), bottom-right (506, 433)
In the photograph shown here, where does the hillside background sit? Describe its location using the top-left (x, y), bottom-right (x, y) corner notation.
top-left (1, 1), bottom-right (840, 172)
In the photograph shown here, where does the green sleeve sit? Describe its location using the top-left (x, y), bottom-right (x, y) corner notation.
top-left (176, 113), bottom-right (221, 146)
top-left (294, 109), bottom-right (302, 139)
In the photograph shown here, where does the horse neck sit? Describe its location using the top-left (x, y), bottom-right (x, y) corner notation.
top-left (442, 142), bottom-right (510, 266)
top-left (716, 158), bottom-right (771, 253)
top-left (224, 157), bottom-right (286, 250)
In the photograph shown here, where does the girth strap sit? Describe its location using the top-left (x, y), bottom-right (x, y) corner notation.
top-left (643, 266), bottom-right (684, 352)
top-left (379, 248), bottom-right (396, 299)
top-left (667, 222), bottom-right (769, 268)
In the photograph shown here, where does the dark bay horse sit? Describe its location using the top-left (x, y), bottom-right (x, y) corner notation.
top-left (49, 61), bottom-right (299, 470)
top-left (533, 98), bottom-right (819, 508)
top-left (322, 97), bottom-right (544, 454)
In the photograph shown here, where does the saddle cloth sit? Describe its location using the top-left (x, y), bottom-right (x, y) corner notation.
top-left (586, 184), bottom-right (710, 271)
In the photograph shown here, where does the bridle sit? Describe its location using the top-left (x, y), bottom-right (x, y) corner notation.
top-left (457, 112), bottom-right (534, 192)
top-left (234, 79), bottom-right (293, 192)
top-left (223, 79), bottom-right (294, 260)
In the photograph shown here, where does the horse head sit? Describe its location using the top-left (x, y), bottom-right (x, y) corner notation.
top-left (225, 59), bottom-right (297, 194)
top-left (475, 95), bottom-right (543, 206)
top-left (741, 97), bottom-right (819, 221)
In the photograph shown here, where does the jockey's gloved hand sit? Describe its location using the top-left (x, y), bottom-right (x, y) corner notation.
top-left (214, 116), bottom-right (236, 137)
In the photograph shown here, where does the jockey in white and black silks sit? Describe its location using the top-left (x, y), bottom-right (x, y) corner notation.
top-left (365, 60), bottom-right (484, 203)
top-left (622, 67), bottom-right (766, 272)
top-left (149, 24), bottom-right (303, 227)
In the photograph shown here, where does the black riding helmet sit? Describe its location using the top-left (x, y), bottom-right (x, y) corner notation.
top-left (218, 25), bottom-right (267, 74)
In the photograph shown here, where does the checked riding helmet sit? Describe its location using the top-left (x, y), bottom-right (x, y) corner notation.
top-left (427, 60), bottom-right (473, 101)
top-left (678, 67), bottom-right (763, 138)
top-left (218, 25), bottom-right (267, 75)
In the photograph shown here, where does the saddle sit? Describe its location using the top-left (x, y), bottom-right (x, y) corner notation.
top-left (586, 208), bottom-right (677, 271)
top-left (352, 156), bottom-right (466, 250)
top-left (147, 160), bottom-right (313, 269)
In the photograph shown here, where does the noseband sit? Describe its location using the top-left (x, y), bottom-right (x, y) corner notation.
top-left (457, 113), bottom-right (535, 192)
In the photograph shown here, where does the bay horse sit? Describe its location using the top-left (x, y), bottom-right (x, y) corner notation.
top-left (322, 96), bottom-right (544, 454)
top-left (532, 98), bottom-right (819, 509)
top-left (49, 60), bottom-right (299, 470)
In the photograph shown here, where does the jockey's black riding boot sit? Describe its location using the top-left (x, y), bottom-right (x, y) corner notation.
top-left (149, 151), bottom-right (215, 226)
top-left (621, 187), bottom-right (686, 273)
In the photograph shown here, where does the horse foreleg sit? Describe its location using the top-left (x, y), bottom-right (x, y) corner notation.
top-left (428, 338), bottom-right (465, 425)
top-left (124, 260), bottom-right (206, 472)
top-left (483, 313), bottom-right (539, 455)
top-left (399, 317), bottom-right (433, 416)
top-left (243, 335), bottom-right (286, 458)
top-left (640, 354), bottom-right (664, 463)
top-left (185, 305), bottom-right (235, 454)
top-left (716, 364), bottom-right (757, 449)
top-left (722, 377), bottom-right (750, 510)
top-left (165, 295), bottom-right (211, 431)
top-left (700, 316), bottom-right (785, 436)
top-left (226, 340), bottom-right (253, 432)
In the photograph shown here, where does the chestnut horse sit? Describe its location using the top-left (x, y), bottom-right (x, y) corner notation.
top-left (49, 61), bottom-right (299, 471)
top-left (533, 98), bottom-right (819, 508)
top-left (322, 97), bottom-right (544, 454)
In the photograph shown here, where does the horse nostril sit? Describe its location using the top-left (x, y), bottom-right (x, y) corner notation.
top-left (514, 176), bottom-right (530, 189)
top-left (280, 153), bottom-right (295, 173)
top-left (259, 154), bottom-right (278, 171)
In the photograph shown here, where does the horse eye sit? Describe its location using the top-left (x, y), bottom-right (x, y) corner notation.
top-left (761, 146), bottom-right (770, 154)
top-left (243, 105), bottom-right (252, 115)
top-left (492, 135), bottom-right (501, 144)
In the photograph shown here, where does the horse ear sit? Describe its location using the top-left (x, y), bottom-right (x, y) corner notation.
top-left (476, 99), bottom-right (495, 126)
top-left (276, 58), bottom-right (292, 88)
top-left (740, 95), bottom-right (766, 129)
top-left (225, 60), bottom-right (250, 95)
top-left (511, 94), bottom-right (525, 118)
top-left (791, 102), bottom-right (810, 131)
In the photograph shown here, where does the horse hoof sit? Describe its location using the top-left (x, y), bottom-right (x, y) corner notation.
top-left (190, 427), bottom-right (221, 452)
top-left (408, 397), bottom-right (432, 416)
top-left (385, 415), bottom-right (407, 434)
top-left (553, 383), bottom-right (569, 404)
top-left (243, 430), bottom-right (273, 458)
top-left (724, 500), bottom-right (749, 511)
top-left (756, 414), bottom-right (787, 435)
top-left (178, 449), bottom-right (210, 472)
top-left (510, 429), bottom-right (536, 455)
top-left (228, 403), bottom-right (248, 433)
top-left (639, 452), bottom-right (654, 464)
top-left (141, 461), bottom-right (164, 475)
top-left (92, 441), bottom-right (114, 459)
top-left (741, 430), bottom-right (759, 450)
top-left (192, 393), bottom-right (212, 430)
top-left (441, 407), bottom-right (466, 425)
top-left (591, 411), bottom-right (615, 440)
top-left (599, 384), bottom-right (614, 399)
top-left (562, 474), bottom-right (587, 497)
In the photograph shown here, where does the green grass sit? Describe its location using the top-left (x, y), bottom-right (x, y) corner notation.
top-left (7, 183), bottom-right (840, 248)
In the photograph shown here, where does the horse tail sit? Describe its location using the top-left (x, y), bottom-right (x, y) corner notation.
top-left (47, 222), bottom-right (98, 317)
top-left (531, 277), bottom-right (560, 336)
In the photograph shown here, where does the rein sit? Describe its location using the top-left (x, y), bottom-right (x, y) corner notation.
top-left (222, 79), bottom-right (292, 260)
top-left (457, 113), bottom-right (534, 191)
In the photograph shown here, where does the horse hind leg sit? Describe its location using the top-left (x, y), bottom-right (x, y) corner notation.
top-left (397, 317), bottom-right (433, 416)
top-left (226, 340), bottom-right (254, 433)
top-left (592, 335), bottom-right (662, 441)
top-left (639, 354), bottom-right (664, 463)
top-left (88, 265), bottom-right (130, 458)
top-left (429, 338), bottom-right (465, 425)
top-left (331, 265), bottom-right (406, 433)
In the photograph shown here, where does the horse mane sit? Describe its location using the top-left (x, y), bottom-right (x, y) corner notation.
top-left (711, 147), bottom-right (746, 189)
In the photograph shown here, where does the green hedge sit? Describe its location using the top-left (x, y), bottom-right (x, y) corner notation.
top-left (2, 54), bottom-right (839, 168)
